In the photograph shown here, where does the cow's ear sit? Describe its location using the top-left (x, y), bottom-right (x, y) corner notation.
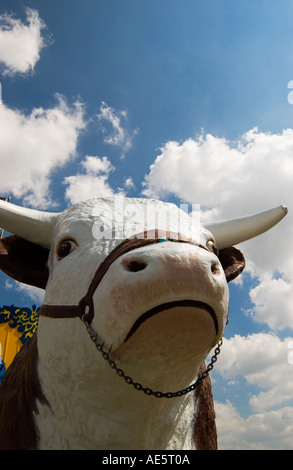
top-left (0, 235), bottom-right (49, 289)
top-left (218, 246), bottom-right (245, 283)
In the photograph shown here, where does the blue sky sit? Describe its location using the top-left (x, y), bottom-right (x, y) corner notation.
top-left (1, 1), bottom-right (293, 449)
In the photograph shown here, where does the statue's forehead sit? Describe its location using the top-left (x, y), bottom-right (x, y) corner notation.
top-left (54, 197), bottom-right (205, 242)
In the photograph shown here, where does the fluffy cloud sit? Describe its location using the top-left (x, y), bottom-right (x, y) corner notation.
top-left (63, 155), bottom-right (118, 204)
top-left (213, 332), bottom-right (293, 449)
top-left (0, 95), bottom-right (86, 208)
top-left (215, 333), bottom-right (293, 412)
top-left (0, 8), bottom-right (46, 76)
top-left (247, 277), bottom-right (293, 330)
top-left (215, 401), bottom-right (293, 450)
top-left (97, 101), bottom-right (138, 159)
top-left (143, 128), bottom-right (292, 217)
top-left (124, 177), bottom-right (135, 190)
top-left (143, 128), bottom-right (292, 331)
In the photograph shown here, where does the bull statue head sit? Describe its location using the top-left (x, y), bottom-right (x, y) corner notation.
top-left (0, 197), bottom-right (288, 450)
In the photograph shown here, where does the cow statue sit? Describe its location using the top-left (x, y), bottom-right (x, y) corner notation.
top-left (0, 197), bottom-right (288, 450)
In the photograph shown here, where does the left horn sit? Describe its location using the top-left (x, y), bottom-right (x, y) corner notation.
top-left (0, 200), bottom-right (58, 247)
top-left (205, 205), bottom-right (288, 250)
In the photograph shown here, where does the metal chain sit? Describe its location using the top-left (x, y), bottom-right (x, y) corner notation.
top-left (83, 319), bottom-right (223, 399)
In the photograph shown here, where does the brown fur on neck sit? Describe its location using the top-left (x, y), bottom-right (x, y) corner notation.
top-left (0, 334), bottom-right (217, 449)
top-left (193, 363), bottom-right (218, 450)
top-left (0, 334), bottom-right (49, 450)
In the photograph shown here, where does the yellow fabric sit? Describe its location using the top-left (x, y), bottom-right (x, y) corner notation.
top-left (0, 306), bottom-right (39, 369)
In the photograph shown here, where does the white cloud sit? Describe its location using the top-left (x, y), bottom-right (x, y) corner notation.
top-left (124, 177), bottom-right (135, 189)
top-left (214, 332), bottom-right (293, 449)
top-left (0, 8), bottom-right (47, 76)
top-left (97, 101), bottom-right (138, 158)
top-left (0, 95), bottom-right (86, 208)
top-left (247, 277), bottom-right (293, 330)
top-left (143, 128), bottom-right (292, 217)
top-left (143, 128), bottom-right (293, 331)
top-left (215, 333), bottom-right (293, 412)
top-left (63, 155), bottom-right (118, 204)
top-left (215, 401), bottom-right (293, 450)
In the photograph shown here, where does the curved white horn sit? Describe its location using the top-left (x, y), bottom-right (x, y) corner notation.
top-left (205, 205), bottom-right (288, 250)
top-left (0, 200), bottom-right (58, 248)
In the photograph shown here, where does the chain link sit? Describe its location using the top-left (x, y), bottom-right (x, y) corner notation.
top-left (83, 320), bottom-right (223, 399)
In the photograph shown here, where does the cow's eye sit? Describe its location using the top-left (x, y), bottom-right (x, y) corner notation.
top-left (56, 239), bottom-right (78, 260)
top-left (206, 239), bottom-right (219, 256)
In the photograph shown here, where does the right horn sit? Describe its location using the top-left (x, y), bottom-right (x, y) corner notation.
top-left (205, 205), bottom-right (288, 250)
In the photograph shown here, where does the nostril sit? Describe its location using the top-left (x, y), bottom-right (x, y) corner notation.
top-left (124, 259), bottom-right (148, 272)
top-left (211, 261), bottom-right (221, 276)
